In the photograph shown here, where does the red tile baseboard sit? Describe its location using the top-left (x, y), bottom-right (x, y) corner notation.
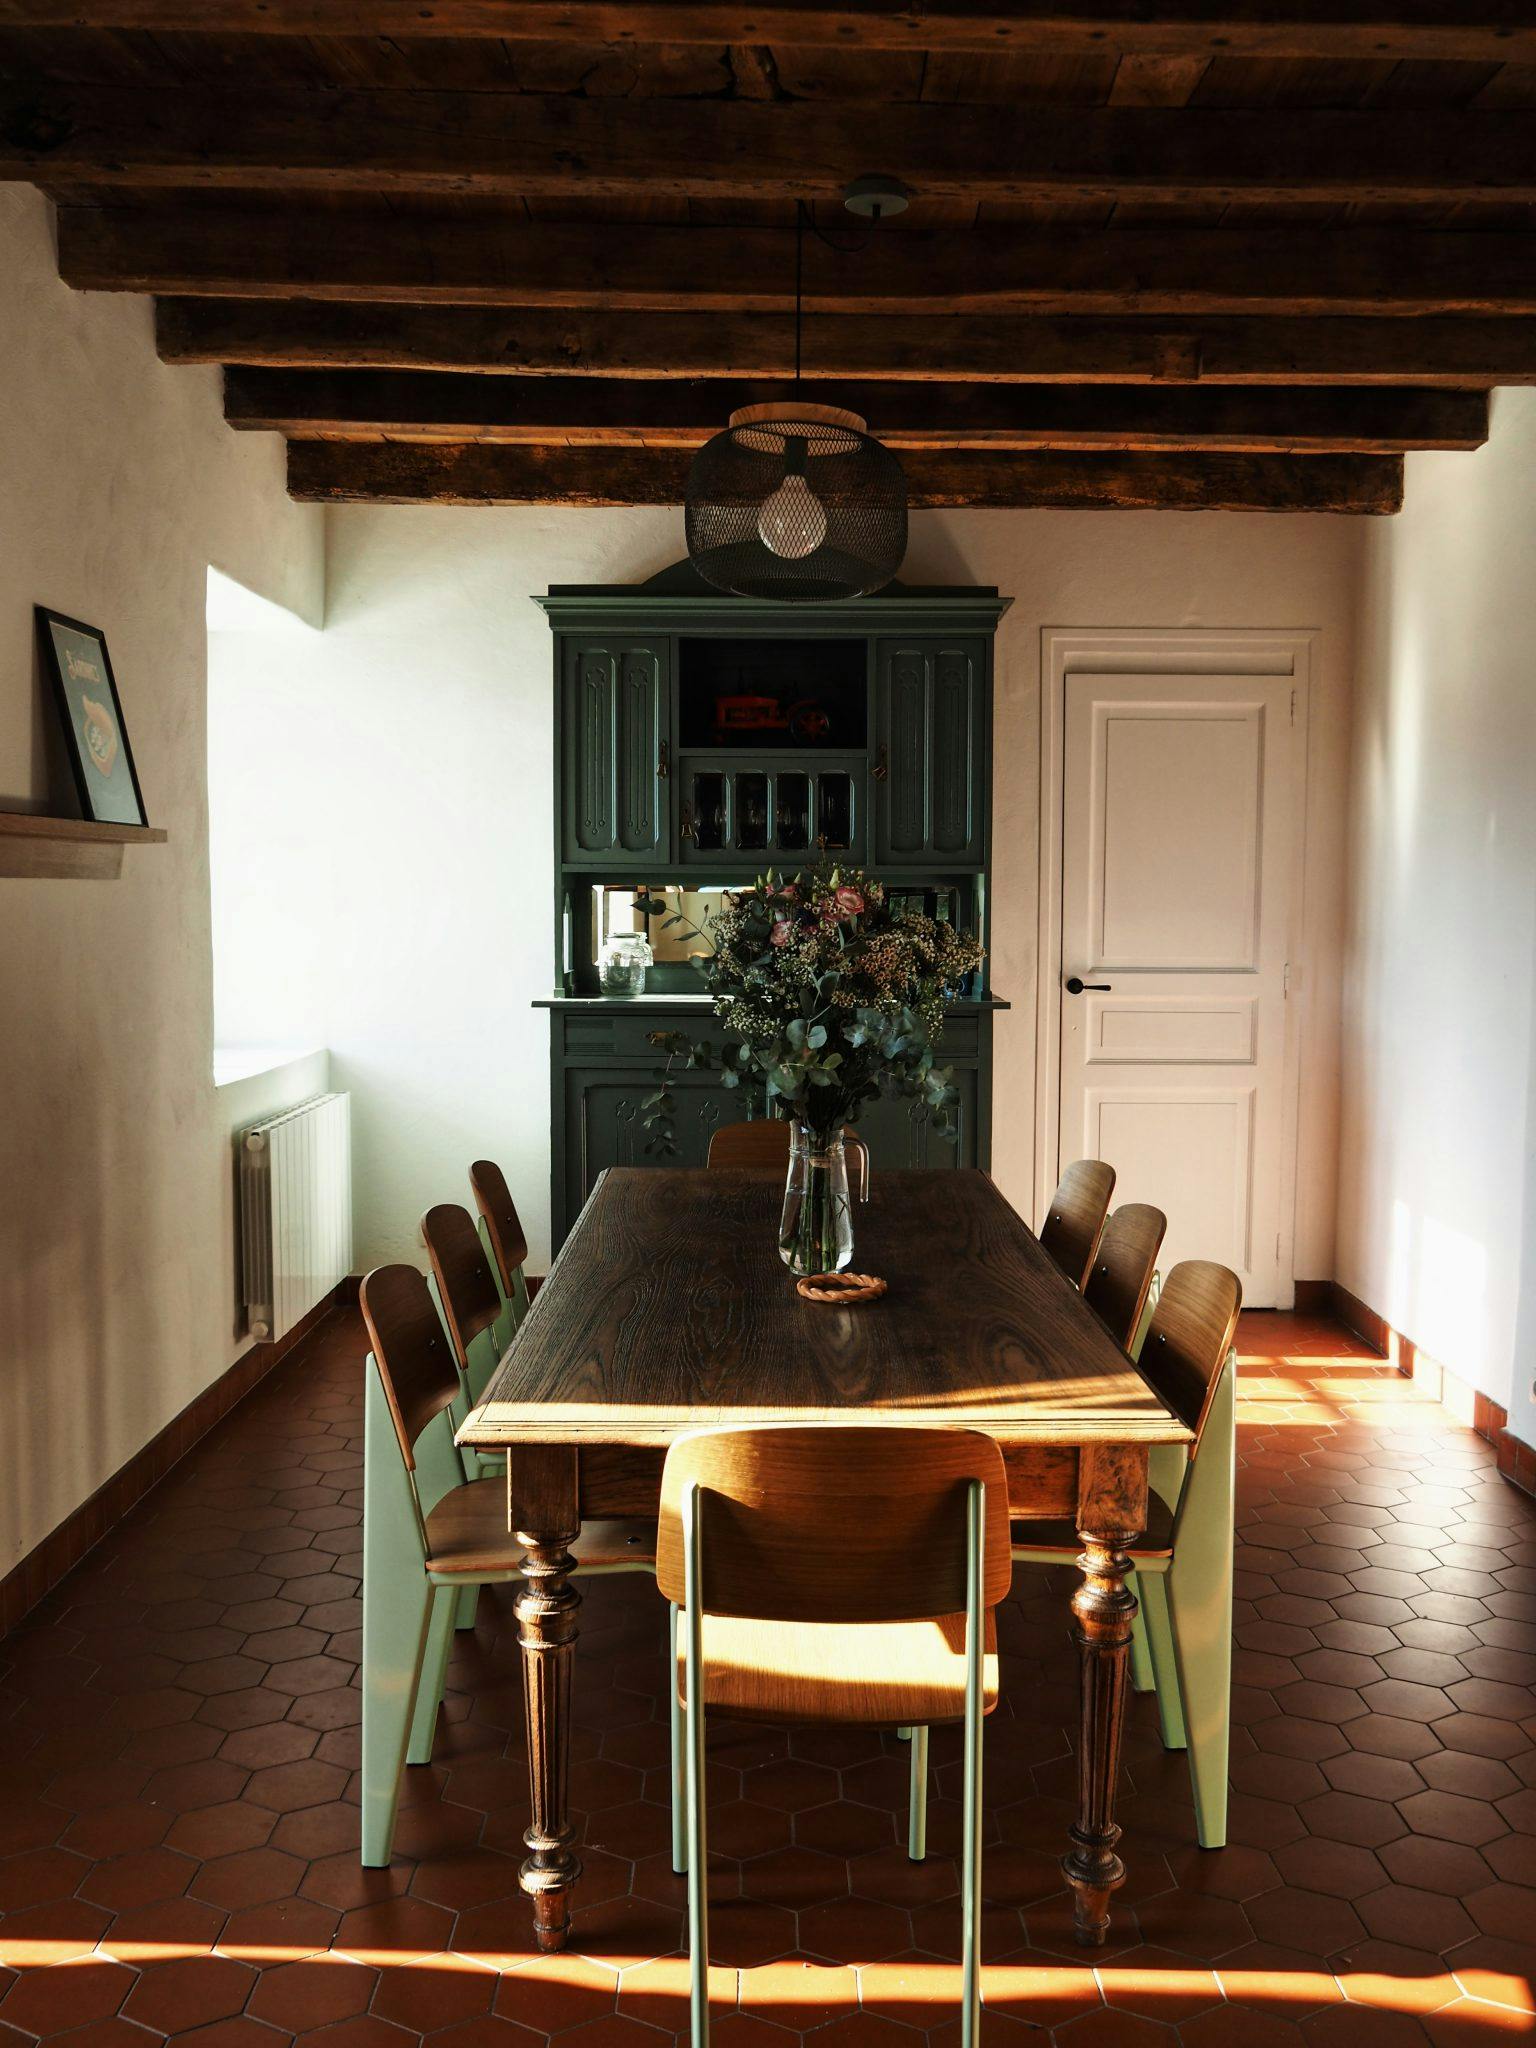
top-left (0, 1280), bottom-right (352, 1642)
top-left (1315, 1277), bottom-right (1523, 1476)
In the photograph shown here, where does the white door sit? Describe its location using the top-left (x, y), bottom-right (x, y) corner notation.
top-left (1058, 672), bottom-right (1301, 1307)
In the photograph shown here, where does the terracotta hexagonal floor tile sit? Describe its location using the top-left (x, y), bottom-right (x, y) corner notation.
top-left (335, 1895), bottom-right (456, 1966)
top-left (1378, 1836), bottom-right (1496, 1896)
top-left (0, 1900), bottom-right (113, 1969)
top-left (123, 1954), bottom-right (258, 2033)
top-left (1053, 2008), bottom-right (1178, 2046)
top-left (615, 1955), bottom-right (734, 2027)
top-left (1421, 1997), bottom-right (1536, 2045)
top-left (1357, 1885), bottom-right (1479, 1954)
top-left (371, 1955), bottom-right (500, 2032)
top-left (494, 1954), bottom-right (619, 2032)
top-left (1398, 1791), bottom-right (1511, 1848)
top-left (1300, 2006), bottom-right (1435, 2047)
top-left (739, 1961), bottom-right (860, 2029)
top-left (0, 1959), bottom-right (137, 2036)
top-left (1183, 2006), bottom-right (1310, 2048)
top-left (193, 1845), bottom-right (309, 1911)
top-left (247, 1958), bottom-right (379, 2031)
top-left (219, 1895), bottom-right (344, 1963)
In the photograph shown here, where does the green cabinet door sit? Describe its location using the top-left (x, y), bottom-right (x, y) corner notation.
top-left (561, 638), bottom-right (670, 864)
top-left (873, 638), bottom-right (986, 868)
top-left (562, 1067), bottom-right (737, 1236)
top-left (855, 1069), bottom-right (980, 1171)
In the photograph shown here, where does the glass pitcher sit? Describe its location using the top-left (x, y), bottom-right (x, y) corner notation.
top-left (778, 1122), bottom-right (860, 1276)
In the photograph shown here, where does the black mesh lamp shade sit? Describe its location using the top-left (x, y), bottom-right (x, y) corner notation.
top-left (685, 403), bottom-right (907, 603)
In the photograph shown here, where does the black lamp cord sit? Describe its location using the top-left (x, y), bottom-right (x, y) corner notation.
top-left (792, 199), bottom-right (878, 388)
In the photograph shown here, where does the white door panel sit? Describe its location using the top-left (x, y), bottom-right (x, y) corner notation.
top-left (1061, 673), bottom-right (1298, 1305)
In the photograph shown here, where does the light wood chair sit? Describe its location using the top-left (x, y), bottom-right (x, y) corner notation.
top-left (1011, 1260), bottom-right (1243, 1847)
top-left (358, 1263), bottom-right (654, 1866)
top-left (421, 1200), bottom-right (508, 1628)
top-left (707, 1116), bottom-right (870, 1197)
top-left (469, 1157), bottom-right (533, 1332)
top-left (1083, 1202), bottom-right (1167, 1359)
top-left (660, 1425), bottom-right (1010, 2048)
top-left (1039, 1158), bottom-right (1116, 1289)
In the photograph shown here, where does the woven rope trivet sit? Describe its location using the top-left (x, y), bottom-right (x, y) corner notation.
top-left (795, 1271), bottom-right (888, 1305)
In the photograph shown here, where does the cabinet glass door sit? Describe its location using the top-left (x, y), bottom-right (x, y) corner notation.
top-left (678, 753), bottom-right (864, 866)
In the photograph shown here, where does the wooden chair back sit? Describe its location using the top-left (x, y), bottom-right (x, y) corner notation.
top-left (1039, 1158), bottom-right (1116, 1288)
top-left (360, 1264), bottom-right (462, 1472)
top-left (1138, 1260), bottom-right (1243, 1447)
top-left (657, 1425), bottom-right (1011, 1623)
top-left (421, 1203), bottom-right (503, 1367)
top-left (469, 1158), bottom-right (529, 1295)
top-left (707, 1118), bottom-right (870, 1196)
top-left (1084, 1203), bottom-right (1167, 1352)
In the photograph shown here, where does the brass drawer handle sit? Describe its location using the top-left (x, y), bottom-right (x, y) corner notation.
top-left (872, 742), bottom-right (889, 783)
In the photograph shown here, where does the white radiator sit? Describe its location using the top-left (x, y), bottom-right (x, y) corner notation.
top-left (239, 1092), bottom-right (353, 1342)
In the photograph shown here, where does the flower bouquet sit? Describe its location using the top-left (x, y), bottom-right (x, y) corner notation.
top-left (642, 863), bottom-right (983, 1275)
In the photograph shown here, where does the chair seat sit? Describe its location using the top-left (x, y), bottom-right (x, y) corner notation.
top-left (1009, 1492), bottom-right (1175, 1561)
top-left (424, 1480), bottom-right (656, 1576)
top-left (676, 1610), bottom-right (999, 1727)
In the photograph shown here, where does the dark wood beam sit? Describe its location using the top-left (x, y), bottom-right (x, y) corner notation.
top-left (1, 3), bottom-right (1532, 62)
top-left (159, 301), bottom-right (1536, 387)
top-left (7, 87), bottom-right (1536, 205)
top-left (59, 209), bottom-right (1536, 317)
top-left (224, 370), bottom-right (1490, 453)
top-left (285, 441), bottom-right (1404, 513)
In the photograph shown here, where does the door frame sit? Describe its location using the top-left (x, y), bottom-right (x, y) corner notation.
top-left (1035, 627), bottom-right (1315, 1307)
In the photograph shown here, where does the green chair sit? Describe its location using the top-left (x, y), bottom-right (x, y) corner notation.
top-left (358, 1262), bottom-right (655, 1867)
top-left (1011, 1259), bottom-right (1242, 1848)
top-left (659, 1424), bottom-right (1010, 2048)
top-left (469, 1157), bottom-right (533, 1333)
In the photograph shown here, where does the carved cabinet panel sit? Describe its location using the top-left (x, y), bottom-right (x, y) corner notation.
top-left (873, 638), bottom-right (986, 868)
top-left (561, 639), bottom-right (669, 864)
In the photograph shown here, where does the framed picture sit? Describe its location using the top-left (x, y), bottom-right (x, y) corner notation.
top-left (35, 607), bottom-right (149, 828)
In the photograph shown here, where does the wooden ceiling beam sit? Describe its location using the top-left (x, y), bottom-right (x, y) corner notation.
top-left (158, 301), bottom-right (1536, 387)
top-left (60, 209), bottom-right (1536, 318)
top-left (285, 441), bottom-right (1404, 513)
top-left (224, 369), bottom-right (1490, 453)
top-left (7, 86), bottom-right (1536, 205)
top-left (1, 3), bottom-right (1532, 62)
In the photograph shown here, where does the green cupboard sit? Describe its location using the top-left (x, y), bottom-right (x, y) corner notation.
top-left (536, 561), bottom-right (1010, 1249)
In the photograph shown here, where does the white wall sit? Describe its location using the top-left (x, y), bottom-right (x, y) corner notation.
top-left (1337, 389), bottom-right (1536, 1426)
top-left (311, 500), bottom-right (1360, 1284)
top-left (0, 186), bottom-right (324, 1574)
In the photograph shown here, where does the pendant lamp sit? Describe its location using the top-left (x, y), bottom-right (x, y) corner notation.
top-left (685, 194), bottom-right (908, 602)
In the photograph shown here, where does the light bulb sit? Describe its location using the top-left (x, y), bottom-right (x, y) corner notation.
top-left (756, 472), bottom-right (827, 560)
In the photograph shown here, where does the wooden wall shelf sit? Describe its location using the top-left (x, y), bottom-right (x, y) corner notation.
top-left (0, 811), bottom-right (168, 878)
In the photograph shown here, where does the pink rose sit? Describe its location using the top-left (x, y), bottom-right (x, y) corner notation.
top-left (833, 886), bottom-right (865, 918)
top-left (770, 920), bottom-right (793, 946)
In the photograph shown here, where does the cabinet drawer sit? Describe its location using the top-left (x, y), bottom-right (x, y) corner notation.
top-left (558, 1008), bottom-right (712, 1061)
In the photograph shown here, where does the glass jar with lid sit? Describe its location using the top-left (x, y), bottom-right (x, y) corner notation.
top-left (599, 932), bottom-right (653, 999)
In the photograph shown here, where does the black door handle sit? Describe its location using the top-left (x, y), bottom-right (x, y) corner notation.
top-left (1065, 976), bottom-right (1112, 995)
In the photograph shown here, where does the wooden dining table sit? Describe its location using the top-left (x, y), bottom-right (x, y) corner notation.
top-left (458, 1165), bottom-right (1191, 1955)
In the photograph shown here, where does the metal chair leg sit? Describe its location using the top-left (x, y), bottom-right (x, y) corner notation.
top-left (961, 1481), bottom-right (985, 2048)
top-left (907, 1726), bottom-right (930, 1861)
top-left (683, 1485), bottom-right (710, 2048)
top-left (670, 1601), bottom-right (688, 1874)
top-left (406, 1584), bottom-right (456, 1765)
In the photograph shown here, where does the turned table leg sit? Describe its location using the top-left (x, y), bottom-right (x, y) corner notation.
top-left (1063, 1444), bottom-right (1147, 1947)
top-left (512, 1449), bottom-right (581, 1952)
